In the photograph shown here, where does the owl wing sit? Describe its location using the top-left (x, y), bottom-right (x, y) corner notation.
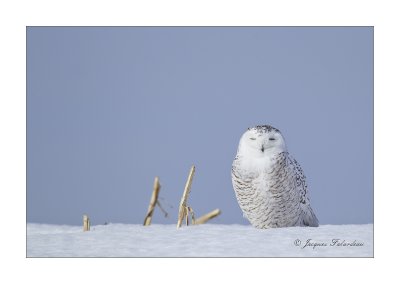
top-left (231, 157), bottom-right (260, 220)
top-left (286, 153), bottom-right (319, 227)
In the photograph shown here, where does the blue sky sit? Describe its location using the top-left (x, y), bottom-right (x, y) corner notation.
top-left (27, 27), bottom-right (373, 225)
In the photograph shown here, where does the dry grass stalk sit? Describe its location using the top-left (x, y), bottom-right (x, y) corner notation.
top-left (185, 206), bottom-right (195, 226)
top-left (156, 200), bottom-right (169, 217)
top-left (194, 209), bottom-right (221, 225)
top-left (177, 166), bottom-right (195, 228)
top-left (143, 177), bottom-right (161, 226)
top-left (83, 214), bottom-right (90, 231)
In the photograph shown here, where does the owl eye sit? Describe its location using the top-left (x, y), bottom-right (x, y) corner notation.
top-left (249, 137), bottom-right (256, 140)
top-left (269, 137), bottom-right (276, 141)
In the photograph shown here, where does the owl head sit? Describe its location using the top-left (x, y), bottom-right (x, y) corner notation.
top-left (237, 125), bottom-right (287, 157)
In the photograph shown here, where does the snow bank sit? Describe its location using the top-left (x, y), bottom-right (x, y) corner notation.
top-left (27, 223), bottom-right (372, 257)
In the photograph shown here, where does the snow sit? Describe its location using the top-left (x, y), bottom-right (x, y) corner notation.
top-left (27, 223), bottom-right (373, 257)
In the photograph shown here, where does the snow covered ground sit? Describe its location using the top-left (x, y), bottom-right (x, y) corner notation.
top-left (27, 223), bottom-right (373, 257)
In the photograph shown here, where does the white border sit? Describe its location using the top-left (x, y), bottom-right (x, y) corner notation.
top-left (1, 0), bottom-right (399, 283)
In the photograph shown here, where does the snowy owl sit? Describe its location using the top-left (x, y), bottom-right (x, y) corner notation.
top-left (231, 125), bottom-right (319, 229)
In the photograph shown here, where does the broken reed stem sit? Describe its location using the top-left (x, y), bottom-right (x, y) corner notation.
top-left (83, 214), bottom-right (90, 232)
top-left (143, 176), bottom-right (161, 226)
top-left (195, 209), bottom-right (221, 225)
top-left (184, 206), bottom-right (195, 226)
top-left (156, 200), bottom-right (169, 217)
top-left (177, 165), bottom-right (195, 228)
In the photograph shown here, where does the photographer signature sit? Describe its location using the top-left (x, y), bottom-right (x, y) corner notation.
top-left (294, 239), bottom-right (364, 249)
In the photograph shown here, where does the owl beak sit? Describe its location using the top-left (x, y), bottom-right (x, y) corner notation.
top-left (261, 145), bottom-right (265, 152)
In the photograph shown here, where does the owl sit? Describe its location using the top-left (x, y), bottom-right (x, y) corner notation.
top-left (231, 125), bottom-right (319, 229)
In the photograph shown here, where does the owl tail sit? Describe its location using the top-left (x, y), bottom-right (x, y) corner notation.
top-left (302, 207), bottom-right (319, 227)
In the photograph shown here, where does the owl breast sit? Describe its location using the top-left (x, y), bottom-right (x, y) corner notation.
top-left (232, 152), bottom-right (302, 229)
